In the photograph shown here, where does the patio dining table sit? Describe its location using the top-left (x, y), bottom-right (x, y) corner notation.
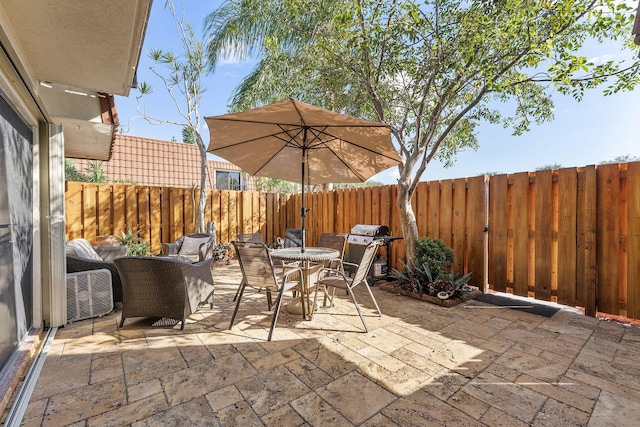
top-left (270, 246), bottom-right (340, 320)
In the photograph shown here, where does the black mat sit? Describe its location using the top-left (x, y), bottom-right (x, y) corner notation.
top-left (473, 293), bottom-right (560, 318)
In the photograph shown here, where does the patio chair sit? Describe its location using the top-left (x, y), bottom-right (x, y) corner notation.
top-left (66, 238), bottom-right (127, 302)
top-left (163, 233), bottom-right (215, 262)
top-left (315, 233), bottom-right (348, 306)
top-left (315, 239), bottom-right (383, 332)
top-left (230, 241), bottom-right (302, 341)
top-left (283, 228), bottom-right (304, 247)
top-left (233, 232), bottom-right (273, 305)
top-left (115, 256), bottom-right (215, 330)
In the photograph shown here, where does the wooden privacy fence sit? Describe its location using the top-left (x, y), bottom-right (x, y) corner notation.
top-left (488, 162), bottom-right (640, 320)
top-left (65, 161), bottom-right (640, 321)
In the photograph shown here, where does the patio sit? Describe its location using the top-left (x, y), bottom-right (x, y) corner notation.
top-left (9, 261), bottom-right (640, 426)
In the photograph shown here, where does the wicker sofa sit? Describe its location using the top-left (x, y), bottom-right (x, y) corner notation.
top-left (66, 238), bottom-right (127, 303)
top-left (114, 256), bottom-right (215, 330)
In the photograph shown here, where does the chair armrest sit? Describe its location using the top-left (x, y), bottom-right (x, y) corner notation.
top-left (67, 255), bottom-right (115, 272)
top-left (163, 242), bottom-right (180, 256)
top-left (281, 266), bottom-right (303, 292)
top-left (94, 245), bottom-right (127, 261)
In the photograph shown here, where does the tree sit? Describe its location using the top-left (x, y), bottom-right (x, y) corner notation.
top-left (599, 154), bottom-right (640, 164)
top-left (136, 1), bottom-right (210, 232)
top-left (536, 163), bottom-right (563, 170)
top-left (257, 177), bottom-right (301, 193)
top-left (204, 0), bottom-right (639, 260)
top-left (182, 126), bottom-right (196, 144)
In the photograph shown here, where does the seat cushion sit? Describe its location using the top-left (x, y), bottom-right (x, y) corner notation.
top-left (66, 239), bottom-right (102, 261)
top-left (178, 236), bottom-right (210, 256)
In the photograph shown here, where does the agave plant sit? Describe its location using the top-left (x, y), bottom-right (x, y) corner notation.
top-left (391, 262), bottom-right (472, 300)
top-left (117, 228), bottom-right (152, 256)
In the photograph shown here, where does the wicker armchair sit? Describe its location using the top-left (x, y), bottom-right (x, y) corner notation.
top-left (162, 233), bottom-right (215, 262)
top-left (114, 257), bottom-right (215, 330)
top-left (66, 238), bottom-right (127, 302)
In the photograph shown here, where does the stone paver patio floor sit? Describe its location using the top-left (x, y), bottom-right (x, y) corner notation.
top-left (10, 262), bottom-right (640, 426)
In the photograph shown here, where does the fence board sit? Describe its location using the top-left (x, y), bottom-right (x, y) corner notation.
top-left (149, 187), bottom-right (162, 253)
top-left (97, 185), bottom-right (112, 237)
top-left (596, 164), bottom-right (620, 314)
top-left (452, 179), bottom-right (466, 275)
top-left (113, 184), bottom-right (126, 236)
top-left (627, 163), bottom-right (640, 319)
top-left (138, 187), bottom-right (151, 243)
top-left (489, 174), bottom-right (508, 291)
top-left (82, 184), bottom-right (97, 243)
top-left (416, 182), bottom-right (428, 236)
top-left (534, 170), bottom-right (553, 301)
top-left (577, 166), bottom-right (597, 316)
top-left (466, 176), bottom-right (486, 289)
top-left (557, 168), bottom-right (578, 306)
top-left (65, 182), bottom-right (83, 239)
top-left (512, 172), bottom-right (530, 297)
top-left (160, 187), bottom-right (170, 248)
top-left (440, 180), bottom-right (453, 248)
top-left (427, 182), bottom-right (440, 239)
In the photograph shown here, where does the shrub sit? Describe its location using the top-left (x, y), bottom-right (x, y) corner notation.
top-left (414, 237), bottom-right (455, 279)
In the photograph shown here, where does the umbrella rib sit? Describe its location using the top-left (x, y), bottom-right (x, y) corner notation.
top-left (306, 127), bottom-right (399, 161)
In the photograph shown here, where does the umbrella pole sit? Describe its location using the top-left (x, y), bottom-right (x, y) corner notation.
top-left (300, 146), bottom-right (306, 252)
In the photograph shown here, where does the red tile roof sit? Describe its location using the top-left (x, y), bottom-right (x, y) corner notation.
top-left (74, 134), bottom-right (257, 189)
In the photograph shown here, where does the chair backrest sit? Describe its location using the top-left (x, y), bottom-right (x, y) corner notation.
top-left (317, 233), bottom-right (347, 265)
top-left (352, 239), bottom-right (384, 285)
top-left (318, 233), bottom-right (347, 253)
top-left (236, 232), bottom-right (264, 243)
top-left (284, 229), bottom-right (304, 248)
top-left (232, 241), bottom-right (280, 291)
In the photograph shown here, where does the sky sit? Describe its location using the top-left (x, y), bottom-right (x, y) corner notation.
top-left (115, 1), bottom-right (640, 185)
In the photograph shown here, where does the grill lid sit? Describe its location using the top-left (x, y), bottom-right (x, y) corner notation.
top-left (349, 224), bottom-right (389, 237)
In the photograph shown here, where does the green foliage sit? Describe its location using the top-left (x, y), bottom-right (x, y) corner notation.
top-left (599, 154), bottom-right (640, 165)
top-left (64, 159), bottom-right (108, 183)
top-left (332, 181), bottom-right (384, 189)
top-left (257, 177), bottom-right (300, 193)
top-left (65, 159), bottom-right (88, 182)
top-left (415, 238), bottom-right (455, 280)
top-left (536, 163), bottom-right (563, 171)
top-left (86, 161), bottom-right (107, 183)
top-left (117, 229), bottom-right (152, 256)
top-left (182, 126), bottom-right (196, 144)
top-left (212, 242), bottom-right (232, 261)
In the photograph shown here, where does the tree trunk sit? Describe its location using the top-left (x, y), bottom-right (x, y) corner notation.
top-left (396, 176), bottom-right (419, 263)
top-left (196, 133), bottom-right (208, 233)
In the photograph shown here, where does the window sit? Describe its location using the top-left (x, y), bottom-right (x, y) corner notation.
top-left (215, 170), bottom-right (244, 191)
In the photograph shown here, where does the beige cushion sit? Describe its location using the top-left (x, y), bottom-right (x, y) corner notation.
top-left (178, 236), bottom-right (209, 256)
top-left (66, 239), bottom-right (102, 261)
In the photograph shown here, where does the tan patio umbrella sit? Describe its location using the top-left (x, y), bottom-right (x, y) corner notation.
top-left (205, 98), bottom-right (400, 250)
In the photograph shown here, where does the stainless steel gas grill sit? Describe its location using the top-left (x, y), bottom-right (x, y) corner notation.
top-left (347, 224), bottom-right (401, 280)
